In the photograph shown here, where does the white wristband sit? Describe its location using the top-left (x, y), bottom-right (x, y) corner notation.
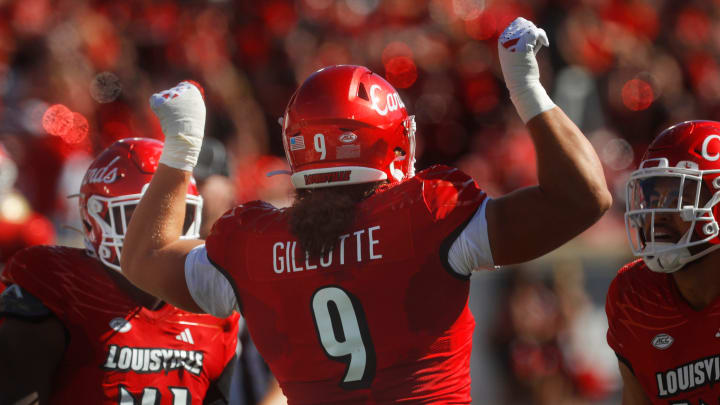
top-left (150, 82), bottom-right (206, 172)
top-left (510, 82), bottom-right (555, 124)
top-left (159, 130), bottom-right (203, 172)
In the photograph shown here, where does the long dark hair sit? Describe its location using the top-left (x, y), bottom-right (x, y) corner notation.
top-left (288, 182), bottom-right (382, 257)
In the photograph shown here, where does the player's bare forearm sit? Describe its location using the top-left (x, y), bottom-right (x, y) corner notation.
top-left (528, 107), bottom-right (611, 223)
top-left (121, 164), bottom-right (203, 312)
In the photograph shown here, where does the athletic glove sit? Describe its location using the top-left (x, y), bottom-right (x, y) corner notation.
top-left (149, 81), bottom-right (206, 172)
top-left (498, 17), bottom-right (555, 123)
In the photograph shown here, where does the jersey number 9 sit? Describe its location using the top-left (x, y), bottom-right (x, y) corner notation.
top-left (311, 286), bottom-right (376, 389)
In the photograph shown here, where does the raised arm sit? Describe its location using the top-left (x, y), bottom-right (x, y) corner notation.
top-left (485, 18), bottom-right (612, 265)
top-left (121, 82), bottom-right (207, 312)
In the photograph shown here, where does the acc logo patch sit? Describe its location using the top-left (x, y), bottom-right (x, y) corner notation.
top-left (109, 317), bottom-right (132, 333)
top-left (651, 333), bottom-right (674, 350)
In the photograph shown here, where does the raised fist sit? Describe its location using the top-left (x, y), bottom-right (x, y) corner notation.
top-left (497, 17), bottom-right (554, 123)
top-left (149, 81), bottom-right (206, 172)
top-left (498, 17), bottom-right (549, 55)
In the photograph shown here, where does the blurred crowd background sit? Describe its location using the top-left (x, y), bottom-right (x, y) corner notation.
top-left (0, 0), bottom-right (717, 403)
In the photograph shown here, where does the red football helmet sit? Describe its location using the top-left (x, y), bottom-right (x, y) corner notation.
top-left (626, 121), bottom-right (720, 273)
top-left (281, 65), bottom-right (416, 189)
top-left (79, 138), bottom-right (202, 271)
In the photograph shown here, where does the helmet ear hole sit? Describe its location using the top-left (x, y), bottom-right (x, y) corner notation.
top-left (357, 83), bottom-right (369, 101)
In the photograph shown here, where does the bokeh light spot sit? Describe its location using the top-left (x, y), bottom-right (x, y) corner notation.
top-left (62, 112), bottom-right (89, 144)
top-left (42, 104), bottom-right (74, 136)
top-left (452, 0), bottom-right (484, 21)
top-left (345, 0), bottom-right (380, 16)
top-left (464, 74), bottom-right (499, 114)
top-left (601, 138), bottom-right (634, 170)
top-left (621, 79), bottom-right (654, 111)
top-left (384, 56), bottom-right (418, 89)
top-left (465, 10), bottom-right (497, 40)
top-left (381, 41), bottom-right (413, 66)
top-left (675, 8), bottom-right (710, 46)
top-left (90, 72), bottom-right (122, 104)
top-left (304, 0), bottom-right (333, 11)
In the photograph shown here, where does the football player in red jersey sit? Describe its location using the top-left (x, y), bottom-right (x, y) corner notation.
top-left (122, 18), bottom-right (611, 404)
top-left (0, 138), bottom-right (240, 405)
top-left (606, 120), bottom-right (720, 405)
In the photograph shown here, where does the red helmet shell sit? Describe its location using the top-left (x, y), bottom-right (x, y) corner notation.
top-left (642, 120), bottom-right (720, 192)
top-left (282, 65), bottom-right (416, 188)
top-left (79, 137), bottom-right (202, 271)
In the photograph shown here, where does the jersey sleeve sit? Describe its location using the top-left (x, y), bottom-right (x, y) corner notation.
top-left (415, 166), bottom-right (489, 276)
top-left (447, 197), bottom-right (495, 275)
top-left (185, 244), bottom-right (238, 318)
top-left (205, 202), bottom-right (277, 273)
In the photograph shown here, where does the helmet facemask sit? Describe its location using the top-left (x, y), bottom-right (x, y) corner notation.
top-left (83, 184), bottom-right (203, 272)
top-left (625, 159), bottom-right (720, 273)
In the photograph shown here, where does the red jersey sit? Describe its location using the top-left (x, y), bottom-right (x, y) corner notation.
top-left (206, 165), bottom-right (487, 404)
top-left (606, 259), bottom-right (720, 404)
top-left (1, 246), bottom-right (239, 405)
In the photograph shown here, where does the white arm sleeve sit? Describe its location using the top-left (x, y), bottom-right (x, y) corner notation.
top-left (447, 198), bottom-right (497, 276)
top-left (184, 244), bottom-right (238, 318)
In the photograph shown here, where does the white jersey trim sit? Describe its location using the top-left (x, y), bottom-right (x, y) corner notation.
top-left (447, 197), bottom-right (496, 276)
top-left (185, 244), bottom-right (238, 318)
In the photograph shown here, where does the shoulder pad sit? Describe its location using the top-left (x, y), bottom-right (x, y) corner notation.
top-left (0, 283), bottom-right (52, 319)
top-left (415, 164), bottom-right (465, 180)
top-left (3, 246), bottom-right (122, 320)
top-left (206, 202), bottom-right (285, 271)
top-left (210, 201), bottom-right (285, 234)
top-left (417, 165), bottom-right (487, 220)
top-left (608, 259), bottom-right (662, 305)
top-left (5, 245), bottom-right (86, 282)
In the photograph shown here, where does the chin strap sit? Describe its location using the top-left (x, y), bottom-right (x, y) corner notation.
top-left (643, 242), bottom-right (720, 273)
top-left (643, 242), bottom-right (691, 273)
